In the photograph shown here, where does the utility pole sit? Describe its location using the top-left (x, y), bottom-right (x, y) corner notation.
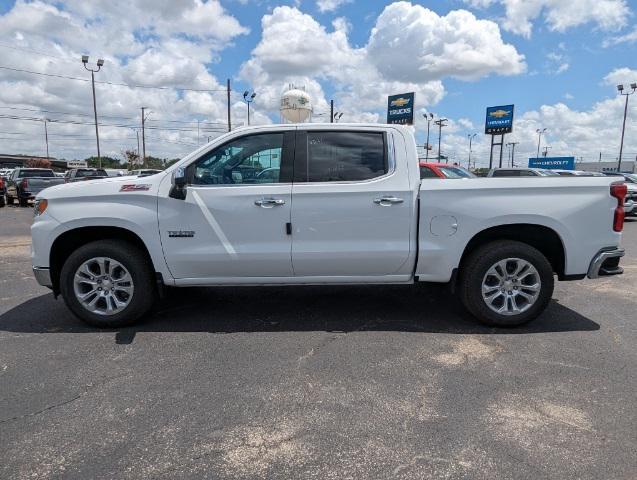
top-left (141, 107), bottom-right (148, 168)
top-left (424, 113), bottom-right (434, 161)
top-left (434, 118), bottom-right (448, 162)
top-left (82, 55), bottom-right (104, 168)
top-left (536, 128), bottom-right (547, 159)
top-left (617, 83), bottom-right (636, 173)
top-left (43, 118), bottom-right (49, 160)
top-left (197, 120), bottom-right (200, 145)
top-left (467, 133), bottom-right (477, 169)
top-left (227, 78), bottom-right (232, 132)
top-left (330, 100), bottom-right (334, 124)
top-left (507, 141), bottom-right (519, 167)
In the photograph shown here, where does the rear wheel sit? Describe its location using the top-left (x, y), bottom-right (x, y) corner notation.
top-left (60, 240), bottom-right (156, 328)
top-left (6, 194), bottom-right (14, 205)
top-left (459, 240), bottom-right (554, 327)
top-left (0, 194), bottom-right (5, 208)
top-left (18, 197), bottom-right (28, 207)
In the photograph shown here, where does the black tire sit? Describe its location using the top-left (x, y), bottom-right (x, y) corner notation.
top-left (6, 194), bottom-right (14, 205)
top-left (59, 240), bottom-right (156, 328)
top-left (18, 197), bottom-right (28, 207)
top-left (459, 240), bottom-right (554, 327)
top-left (0, 194), bottom-right (5, 208)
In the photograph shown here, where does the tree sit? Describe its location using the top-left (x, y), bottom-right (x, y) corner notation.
top-left (123, 150), bottom-right (140, 171)
top-left (84, 156), bottom-right (123, 168)
top-left (25, 158), bottom-right (52, 168)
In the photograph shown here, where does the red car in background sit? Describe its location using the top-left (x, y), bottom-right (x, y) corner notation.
top-left (419, 162), bottom-right (476, 179)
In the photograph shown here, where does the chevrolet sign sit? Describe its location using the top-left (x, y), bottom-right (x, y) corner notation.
top-left (485, 104), bottom-right (514, 134)
top-left (387, 92), bottom-right (415, 125)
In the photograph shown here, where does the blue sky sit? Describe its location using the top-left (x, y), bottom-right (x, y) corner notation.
top-left (0, 0), bottom-right (636, 164)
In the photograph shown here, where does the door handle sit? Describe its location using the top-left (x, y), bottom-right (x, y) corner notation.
top-left (373, 196), bottom-right (404, 206)
top-left (255, 198), bottom-right (285, 208)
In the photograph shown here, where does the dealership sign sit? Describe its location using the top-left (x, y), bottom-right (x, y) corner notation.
top-left (485, 104), bottom-right (514, 134)
top-left (528, 157), bottom-right (575, 170)
top-left (66, 161), bottom-right (88, 168)
top-left (387, 92), bottom-right (415, 125)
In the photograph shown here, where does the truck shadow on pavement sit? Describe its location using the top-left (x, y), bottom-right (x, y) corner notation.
top-left (0, 283), bottom-right (600, 343)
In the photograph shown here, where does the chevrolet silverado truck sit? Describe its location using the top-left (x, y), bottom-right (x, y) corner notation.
top-left (6, 168), bottom-right (64, 207)
top-left (31, 124), bottom-right (627, 328)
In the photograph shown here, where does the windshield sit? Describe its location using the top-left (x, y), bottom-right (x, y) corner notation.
top-left (19, 169), bottom-right (54, 178)
top-left (439, 166), bottom-right (476, 178)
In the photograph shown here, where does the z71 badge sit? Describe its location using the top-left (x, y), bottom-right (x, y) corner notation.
top-left (168, 230), bottom-right (195, 238)
top-left (120, 184), bottom-right (151, 192)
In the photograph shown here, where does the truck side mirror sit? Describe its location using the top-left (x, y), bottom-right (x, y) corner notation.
top-left (169, 167), bottom-right (187, 200)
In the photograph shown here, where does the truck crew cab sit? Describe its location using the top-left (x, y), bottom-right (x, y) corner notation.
top-left (31, 124), bottom-right (626, 328)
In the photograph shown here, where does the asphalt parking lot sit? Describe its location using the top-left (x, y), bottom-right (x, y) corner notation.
top-left (1, 205), bottom-right (636, 480)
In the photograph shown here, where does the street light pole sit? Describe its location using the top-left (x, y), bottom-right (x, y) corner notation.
top-left (82, 55), bottom-right (104, 168)
top-left (617, 83), bottom-right (636, 173)
top-left (536, 128), bottom-right (547, 160)
top-left (434, 118), bottom-right (448, 162)
top-left (243, 90), bottom-right (256, 126)
top-left (423, 113), bottom-right (434, 161)
top-left (467, 133), bottom-right (477, 169)
top-left (506, 141), bottom-right (519, 167)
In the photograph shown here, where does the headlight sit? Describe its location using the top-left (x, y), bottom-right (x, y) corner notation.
top-left (34, 198), bottom-right (48, 217)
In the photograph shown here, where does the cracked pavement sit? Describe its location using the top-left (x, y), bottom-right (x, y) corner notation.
top-left (1, 205), bottom-right (636, 479)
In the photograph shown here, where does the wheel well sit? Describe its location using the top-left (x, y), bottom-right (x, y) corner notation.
top-left (459, 224), bottom-right (566, 278)
top-left (49, 226), bottom-right (154, 292)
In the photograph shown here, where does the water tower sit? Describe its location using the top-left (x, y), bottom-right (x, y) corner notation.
top-left (280, 85), bottom-right (312, 123)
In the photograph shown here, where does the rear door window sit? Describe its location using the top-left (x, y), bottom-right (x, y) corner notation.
top-left (420, 166), bottom-right (438, 178)
top-left (300, 131), bottom-right (387, 182)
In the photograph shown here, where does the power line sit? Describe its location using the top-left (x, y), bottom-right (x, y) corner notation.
top-left (0, 65), bottom-right (230, 93)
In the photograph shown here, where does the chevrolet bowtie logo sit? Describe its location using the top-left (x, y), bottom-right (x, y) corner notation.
top-left (489, 109), bottom-right (511, 118)
top-left (390, 97), bottom-right (410, 107)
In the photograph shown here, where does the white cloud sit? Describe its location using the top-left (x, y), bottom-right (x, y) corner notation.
top-left (367, 2), bottom-right (526, 82)
top-left (240, 3), bottom-right (524, 124)
top-left (316, 0), bottom-right (352, 13)
top-left (604, 25), bottom-right (637, 47)
top-left (603, 67), bottom-right (637, 87)
top-left (465, 0), bottom-right (630, 38)
top-left (0, 0), bottom-right (248, 160)
top-left (546, 51), bottom-right (569, 74)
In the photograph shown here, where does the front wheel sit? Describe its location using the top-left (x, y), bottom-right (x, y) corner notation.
top-left (0, 194), bottom-right (5, 208)
top-left (59, 240), bottom-right (156, 328)
top-left (459, 240), bottom-right (554, 327)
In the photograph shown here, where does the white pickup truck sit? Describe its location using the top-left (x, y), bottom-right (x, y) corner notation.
top-left (31, 124), bottom-right (627, 328)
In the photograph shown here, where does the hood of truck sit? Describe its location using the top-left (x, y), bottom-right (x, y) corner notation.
top-left (36, 173), bottom-right (167, 200)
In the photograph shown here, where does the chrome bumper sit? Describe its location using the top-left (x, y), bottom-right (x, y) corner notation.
top-left (587, 248), bottom-right (625, 279)
top-left (32, 267), bottom-right (53, 288)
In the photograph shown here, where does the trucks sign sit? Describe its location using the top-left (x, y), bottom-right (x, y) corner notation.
top-left (387, 92), bottom-right (415, 125)
top-left (485, 104), bottom-right (514, 134)
top-left (528, 157), bottom-right (575, 170)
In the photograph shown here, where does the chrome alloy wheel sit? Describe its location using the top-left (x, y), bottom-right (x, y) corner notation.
top-left (481, 258), bottom-right (541, 316)
top-left (73, 257), bottom-right (134, 316)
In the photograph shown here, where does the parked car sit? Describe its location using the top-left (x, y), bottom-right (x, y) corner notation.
top-left (130, 169), bottom-right (162, 177)
top-left (31, 124), bottom-right (626, 329)
top-left (64, 168), bottom-right (109, 183)
top-left (6, 168), bottom-right (65, 207)
top-left (487, 167), bottom-right (561, 177)
top-left (0, 174), bottom-right (6, 207)
top-left (420, 162), bottom-right (476, 179)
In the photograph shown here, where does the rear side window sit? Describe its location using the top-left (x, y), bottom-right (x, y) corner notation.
top-left (304, 131), bottom-right (387, 182)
